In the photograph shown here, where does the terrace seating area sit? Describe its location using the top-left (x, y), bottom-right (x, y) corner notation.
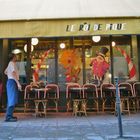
top-left (22, 81), bottom-right (140, 117)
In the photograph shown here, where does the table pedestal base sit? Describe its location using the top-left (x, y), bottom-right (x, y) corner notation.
top-left (73, 99), bottom-right (87, 116)
top-left (34, 100), bottom-right (48, 117)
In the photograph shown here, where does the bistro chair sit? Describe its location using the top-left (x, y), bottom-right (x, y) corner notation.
top-left (82, 83), bottom-right (99, 112)
top-left (118, 82), bottom-right (136, 115)
top-left (133, 82), bottom-right (140, 111)
top-left (44, 84), bottom-right (59, 112)
top-left (100, 83), bottom-right (116, 112)
top-left (66, 83), bottom-right (81, 112)
top-left (31, 81), bottom-right (48, 117)
top-left (24, 84), bottom-right (38, 113)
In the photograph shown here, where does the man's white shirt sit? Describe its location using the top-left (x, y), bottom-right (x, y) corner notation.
top-left (5, 61), bottom-right (19, 80)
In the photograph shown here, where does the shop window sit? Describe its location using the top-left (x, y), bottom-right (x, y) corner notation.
top-left (11, 39), bottom-right (56, 84)
top-left (112, 36), bottom-right (132, 82)
top-left (113, 45), bottom-right (130, 82)
top-left (31, 46), bottom-right (55, 84)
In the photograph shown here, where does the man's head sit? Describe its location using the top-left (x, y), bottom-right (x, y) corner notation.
top-left (8, 53), bottom-right (16, 62)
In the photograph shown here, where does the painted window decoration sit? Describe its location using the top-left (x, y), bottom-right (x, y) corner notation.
top-left (90, 47), bottom-right (110, 85)
top-left (59, 49), bottom-right (82, 83)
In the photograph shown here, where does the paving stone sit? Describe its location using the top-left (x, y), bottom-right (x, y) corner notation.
top-left (85, 135), bottom-right (104, 140)
top-left (106, 135), bottom-right (140, 140)
top-left (13, 138), bottom-right (46, 140)
top-left (0, 113), bottom-right (140, 140)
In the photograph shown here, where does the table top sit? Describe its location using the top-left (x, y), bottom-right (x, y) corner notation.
top-left (105, 87), bottom-right (126, 90)
top-left (126, 80), bottom-right (138, 83)
top-left (70, 87), bottom-right (88, 90)
top-left (31, 88), bottom-right (50, 92)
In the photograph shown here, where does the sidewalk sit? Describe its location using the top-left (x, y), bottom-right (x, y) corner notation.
top-left (0, 112), bottom-right (140, 140)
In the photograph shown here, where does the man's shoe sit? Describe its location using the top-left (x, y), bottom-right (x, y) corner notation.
top-left (5, 117), bottom-right (17, 122)
top-left (12, 116), bottom-right (17, 119)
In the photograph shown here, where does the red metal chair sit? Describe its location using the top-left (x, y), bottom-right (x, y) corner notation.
top-left (66, 83), bottom-right (81, 112)
top-left (133, 82), bottom-right (140, 112)
top-left (82, 83), bottom-right (99, 112)
top-left (118, 82), bottom-right (136, 115)
top-left (100, 83), bottom-right (116, 112)
top-left (44, 84), bottom-right (59, 112)
top-left (24, 85), bottom-right (38, 113)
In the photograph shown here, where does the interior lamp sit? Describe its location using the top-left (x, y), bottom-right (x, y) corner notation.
top-left (112, 41), bottom-right (116, 47)
top-left (31, 38), bottom-right (39, 45)
top-left (12, 49), bottom-right (21, 54)
top-left (92, 36), bottom-right (101, 42)
top-left (60, 43), bottom-right (66, 49)
top-left (24, 44), bottom-right (34, 52)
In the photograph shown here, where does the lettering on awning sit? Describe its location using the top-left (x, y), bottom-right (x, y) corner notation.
top-left (66, 23), bottom-right (126, 32)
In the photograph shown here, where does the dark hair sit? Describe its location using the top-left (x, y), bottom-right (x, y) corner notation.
top-left (8, 53), bottom-right (16, 61)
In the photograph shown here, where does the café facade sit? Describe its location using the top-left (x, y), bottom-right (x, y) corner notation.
top-left (0, 0), bottom-right (140, 110)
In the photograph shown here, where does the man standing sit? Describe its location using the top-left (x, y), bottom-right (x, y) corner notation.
top-left (4, 53), bottom-right (21, 122)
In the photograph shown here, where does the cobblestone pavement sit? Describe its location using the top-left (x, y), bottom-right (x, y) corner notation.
top-left (0, 112), bottom-right (140, 140)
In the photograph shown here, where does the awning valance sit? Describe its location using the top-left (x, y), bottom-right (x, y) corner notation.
top-left (0, 18), bottom-right (140, 38)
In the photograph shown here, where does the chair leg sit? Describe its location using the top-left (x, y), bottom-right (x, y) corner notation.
top-left (42, 101), bottom-right (47, 117)
top-left (136, 100), bottom-right (140, 112)
top-left (54, 99), bottom-right (58, 112)
top-left (121, 99), bottom-right (130, 115)
top-left (67, 99), bottom-right (71, 112)
top-left (73, 100), bottom-right (79, 116)
top-left (132, 99), bottom-right (137, 113)
top-left (24, 102), bottom-right (26, 113)
top-left (95, 100), bottom-right (99, 112)
top-left (34, 101), bottom-right (39, 117)
top-left (102, 99), bottom-right (106, 112)
top-left (24, 101), bottom-right (29, 113)
top-left (127, 99), bottom-right (130, 116)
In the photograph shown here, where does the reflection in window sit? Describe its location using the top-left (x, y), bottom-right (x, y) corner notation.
top-left (113, 45), bottom-right (130, 82)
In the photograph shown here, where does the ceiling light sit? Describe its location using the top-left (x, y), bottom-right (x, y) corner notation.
top-left (12, 49), bottom-right (21, 54)
top-left (92, 36), bottom-right (101, 42)
top-left (60, 43), bottom-right (66, 49)
top-left (112, 41), bottom-right (116, 47)
top-left (31, 38), bottom-right (39, 45)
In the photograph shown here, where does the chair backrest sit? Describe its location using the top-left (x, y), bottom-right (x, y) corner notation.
top-left (45, 84), bottom-right (59, 99)
top-left (100, 83), bottom-right (115, 98)
top-left (82, 83), bottom-right (98, 98)
top-left (66, 83), bottom-right (81, 99)
top-left (118, 82), bottom-right (134, 97)
top-left (24, 84), bottom-right (39, 99)
top-left (24, 85), bottom-right (32, 99)
top-left (133, 82), bottom-right (140, 97)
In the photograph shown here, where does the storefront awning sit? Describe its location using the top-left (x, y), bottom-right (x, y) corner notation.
top-left (0, 0), bottom-right (140, 20)
top-left (0, 0), bottom-right (140, 38)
